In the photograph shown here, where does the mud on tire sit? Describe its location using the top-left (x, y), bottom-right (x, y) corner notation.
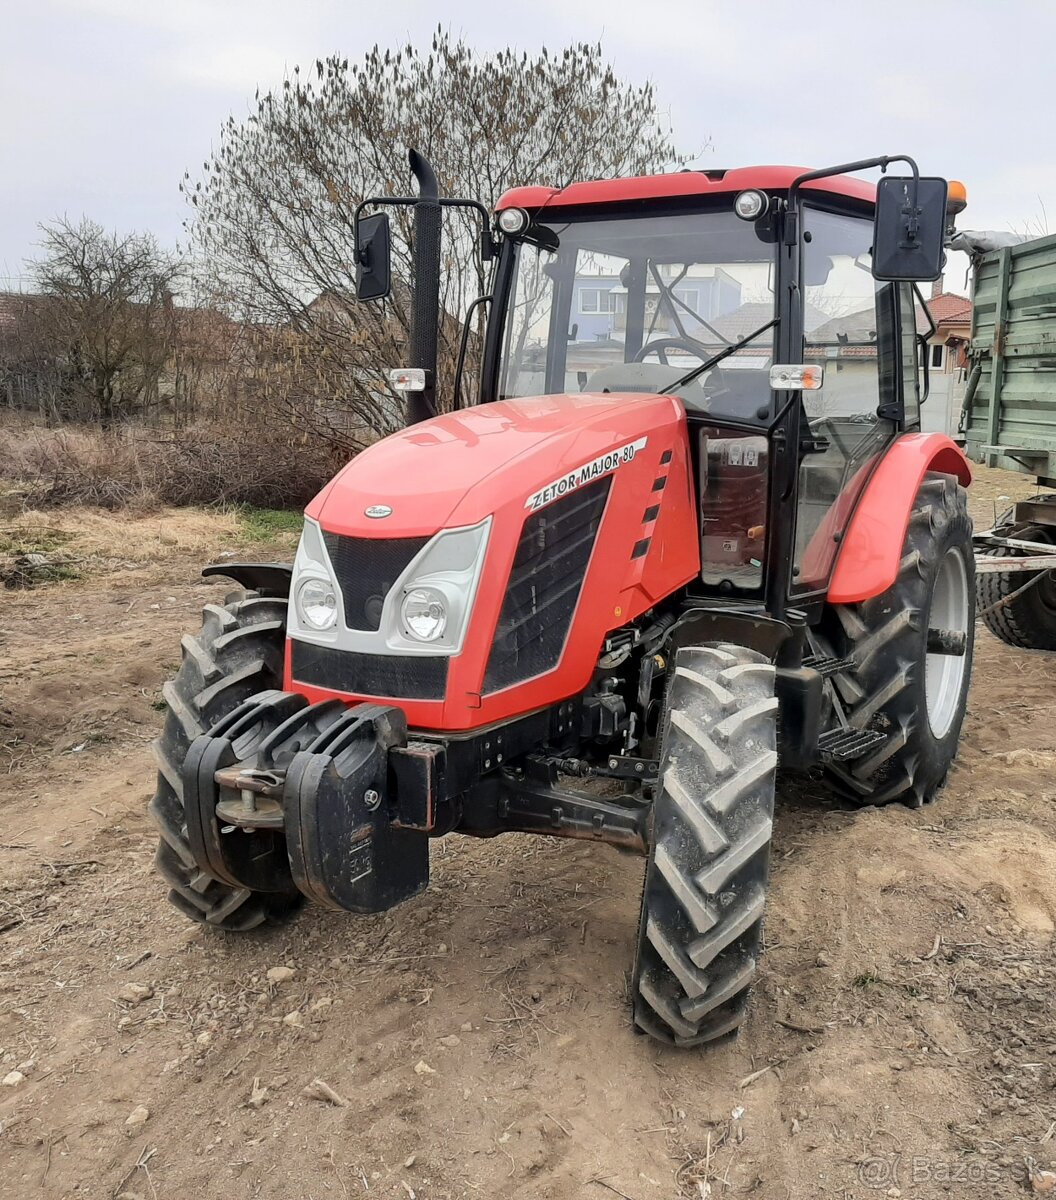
top-left (632, 644), bottom-right (777, 1047)
top-left (819, 471), bottom-right (974, 807)
top-left (150, 594), bottom-right (302, 931)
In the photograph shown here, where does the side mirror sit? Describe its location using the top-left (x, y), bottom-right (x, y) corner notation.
top-left (355, 212), bottom-right (391, 302)
top-left (872, 176), bottom-right (948, 281)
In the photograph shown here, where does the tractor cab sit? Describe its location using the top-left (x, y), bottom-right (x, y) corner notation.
top-left (479, 165), bottom-right (939, 613)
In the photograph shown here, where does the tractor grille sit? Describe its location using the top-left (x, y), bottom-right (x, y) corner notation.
top-left (290, 640), bottom-right (448, 701)
top-left (483, 478), bottom-right (611, 694)
top-left (322, 532), bottom-right (430, 631)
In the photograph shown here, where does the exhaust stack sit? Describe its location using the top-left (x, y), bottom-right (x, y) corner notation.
top-left (407, 149), bottom-right (441, 427)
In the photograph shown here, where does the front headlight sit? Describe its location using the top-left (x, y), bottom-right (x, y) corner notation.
top-left (289, 514), bottom-right (490, 655)
top-left (384, 517), bottom-right (491, 653)
top-left (401, 586), bottom-right (448, 642)
top-left (297, 577), bottom-right (338, 629)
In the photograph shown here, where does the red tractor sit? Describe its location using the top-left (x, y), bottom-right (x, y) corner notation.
top-left (152, 154), bottom-right (975, 1047)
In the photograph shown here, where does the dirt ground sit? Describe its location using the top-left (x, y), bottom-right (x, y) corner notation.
top-left (1, 468), bottom-right (1055, 1200)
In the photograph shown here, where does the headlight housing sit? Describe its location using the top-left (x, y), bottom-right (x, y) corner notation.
top-left (288, 515), bottom-right (490, 656)
top-left (289, 517), bottom-right (342, 639)
top-left (387, 518), bottom-right (490, 652)
top-left (401, 586), bottom-right (448, 642)
top-left (297, 577), bottom-right (338, 629)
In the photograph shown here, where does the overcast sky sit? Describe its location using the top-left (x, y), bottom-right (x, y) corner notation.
top-left (3, 0), bottom-right (1054, 295)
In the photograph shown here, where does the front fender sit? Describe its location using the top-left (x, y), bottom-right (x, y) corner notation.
top-left (202, 562), bottom-right (293, 598)
top-left (827, 434), bottom-right (972, 605)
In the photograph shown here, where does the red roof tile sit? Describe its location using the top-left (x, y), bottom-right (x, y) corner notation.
top-left (926, 292), bottom-right (972, 326)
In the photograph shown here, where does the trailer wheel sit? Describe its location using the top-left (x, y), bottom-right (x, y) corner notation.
top-left (977, 524), bottom-right (1056, 650)
top-left (149, 594), bottom-right (302, 931)
top-left (632, 644), bottom-right (777, 1047)
top-left (821, 472), bottom-right (974, 807)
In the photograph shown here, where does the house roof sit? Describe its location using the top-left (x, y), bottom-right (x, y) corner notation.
top-left (808, 308), bottom-right (878, 344)
top-left (698, 302), bottom-right (775, 342)
top-left (805, 294), bottom-right (973, 351)
top-left (694, 300), bottom-right (841, 344)
top-left (497, 166), bottom-right (877, 215)
top-left (926, 291), bottom-right (972, 327)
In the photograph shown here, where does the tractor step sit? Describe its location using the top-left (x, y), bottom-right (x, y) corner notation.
top-left (817, 727), bottom-right (886, 762)
top-left (803, 654), bottom-right (855, 678)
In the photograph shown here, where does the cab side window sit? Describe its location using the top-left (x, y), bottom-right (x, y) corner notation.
top-left (793, 208), bottom-right (897, 594)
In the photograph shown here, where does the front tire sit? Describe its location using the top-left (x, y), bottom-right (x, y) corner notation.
top-left (632, 644), bottom-right (777, 1047)
top-left (150, 594), bottom-right (302, 931)
top-left (820, 472), bottom-right (974, 807)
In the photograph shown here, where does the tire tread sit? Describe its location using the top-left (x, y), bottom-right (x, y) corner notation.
top-left (822, 473), bottom-right (974, 808)
top-left (633, 644), bottom-right (776, 1047)
top-left (150, 594), bottom-right (300, 932)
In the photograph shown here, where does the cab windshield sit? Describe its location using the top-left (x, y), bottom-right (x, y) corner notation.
top-left (498, 208), bottom-right (778, 421)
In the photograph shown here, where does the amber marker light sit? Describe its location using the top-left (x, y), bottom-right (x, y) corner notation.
top-left (947, 180), bottom-right (968, 216)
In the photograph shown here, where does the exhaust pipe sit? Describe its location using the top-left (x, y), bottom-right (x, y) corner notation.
top-left (407, 149), bottom-right (441, 426)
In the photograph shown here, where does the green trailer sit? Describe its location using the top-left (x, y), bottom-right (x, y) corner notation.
top-left (959, 229), bottom-right (1056, 648)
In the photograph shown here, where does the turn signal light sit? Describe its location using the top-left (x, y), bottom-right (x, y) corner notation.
top-left (770, 364), bottom-right (824, 391)
top-left (388, 368), bottom-right (426, 392)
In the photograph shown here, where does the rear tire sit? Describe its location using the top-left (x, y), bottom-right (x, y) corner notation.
top-left (150, 594), bottom-right (302, 931)
top-left (820, 472), bottom-right (974, 807)
top-left (632, 644), bottom-right (777, 1047)
top-left (977, 524), bottom-right (1056, 650)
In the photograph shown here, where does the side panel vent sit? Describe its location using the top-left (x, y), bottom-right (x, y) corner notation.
top-left (483, 478), bottom-right (611, 694)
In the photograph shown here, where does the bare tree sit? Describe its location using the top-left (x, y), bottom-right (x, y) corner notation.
top-left (186, 32), bottom-right (690, 451)
top-left (29, 219), bottom-right (183, 426)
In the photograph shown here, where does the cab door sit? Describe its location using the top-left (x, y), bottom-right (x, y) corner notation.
top-left (792, 206), bottom-right (907, 595)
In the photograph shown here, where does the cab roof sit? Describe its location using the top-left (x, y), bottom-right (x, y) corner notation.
top-left (496, 166), bottom-right (877, 214)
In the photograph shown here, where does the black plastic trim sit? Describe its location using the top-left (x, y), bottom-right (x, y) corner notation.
top-left (202, 562), bottom-right (293, 598)
top-left (290, 640), bottom-right (448, 701)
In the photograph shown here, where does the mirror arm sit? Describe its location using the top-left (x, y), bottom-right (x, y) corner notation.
top-left (453, 294), bottom-right (492, 410)
top-left (913, 283), bottom-right (936, 404)
top-left (354, 196), bottom-right (496, 265)
top-left (785, 155), bottom-right (920, 245)
top-left (354, 195), bottom-right (415, 265)
top-left (913, 282), bottom-right (938, 340)
top-left (918, 331), bottom-right (931, 403)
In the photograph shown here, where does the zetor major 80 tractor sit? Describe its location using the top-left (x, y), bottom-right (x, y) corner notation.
top-left (151, 153), bottom-right (976, 1048)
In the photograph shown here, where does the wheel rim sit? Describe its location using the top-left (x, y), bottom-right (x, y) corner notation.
top-left (925, 547), bottom-right (970, 739)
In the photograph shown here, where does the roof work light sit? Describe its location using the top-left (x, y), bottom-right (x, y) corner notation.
top-left (734, 190), bottom-right (769, 221)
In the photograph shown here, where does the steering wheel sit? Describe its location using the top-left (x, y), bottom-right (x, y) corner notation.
top-left (633, 336), bottom-right (711, 366)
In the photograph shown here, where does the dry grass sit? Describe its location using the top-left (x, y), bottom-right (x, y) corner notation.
top-left (1, 419), bottom-right (346, 511)
top-left (4, 504), bottom-right (246, 564)
top-left (0, 503), bottom-right (295, 592)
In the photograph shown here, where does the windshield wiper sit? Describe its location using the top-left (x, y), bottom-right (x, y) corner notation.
top-left (659, 318), bottom-right (778, 395)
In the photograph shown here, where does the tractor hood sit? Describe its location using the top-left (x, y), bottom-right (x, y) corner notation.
top-left (308, 392), bottom-right (687, 536)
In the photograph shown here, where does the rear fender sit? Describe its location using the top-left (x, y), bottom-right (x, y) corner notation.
top-left (827, 433), bottom-right (972, 605)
